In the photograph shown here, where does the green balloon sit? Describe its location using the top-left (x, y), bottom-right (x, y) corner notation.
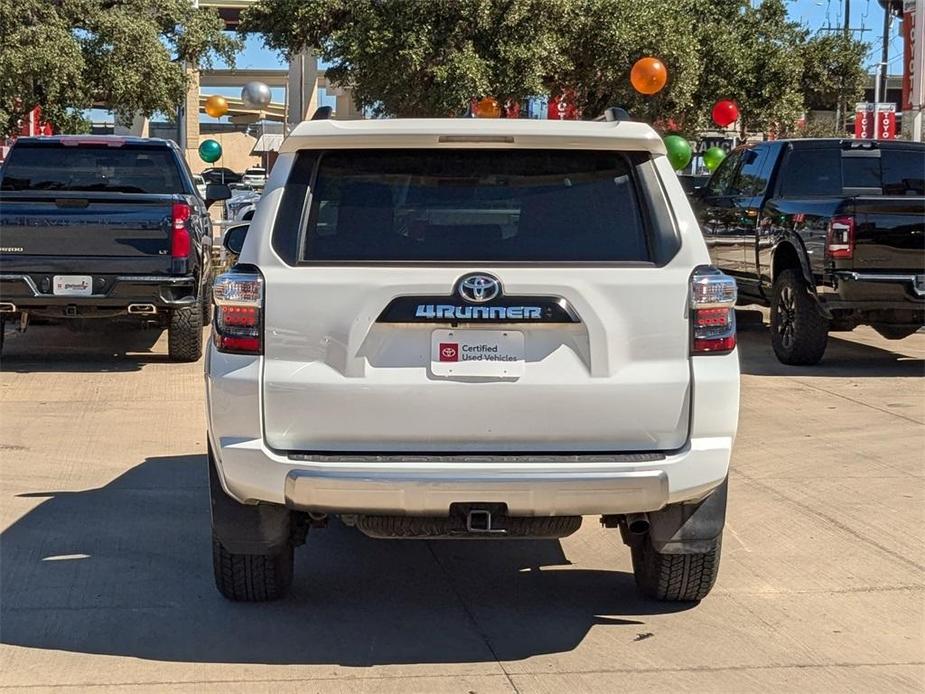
top-left (663, 135), bottom-right (692, 171)
top-left (703, 146), bottom-right (726, 172)
top-left (198, 139), bottom-right (222, 164)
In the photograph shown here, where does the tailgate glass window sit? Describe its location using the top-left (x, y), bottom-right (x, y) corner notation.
top-left (882, 150), bottom-right (925, 195)
top-left (1, 143), bottom-right (184, 194)
top-left (299, 150), bottom-right (650, 262)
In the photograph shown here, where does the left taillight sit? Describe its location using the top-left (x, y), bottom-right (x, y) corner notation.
top-left (213, 270), bottom-right (263, 355)
top-left (826, 215), bottom-right (855, 260)
top-left (171, 202), bottom-right (191, 259)
top-left (690, 266), bottom-right (738, 355)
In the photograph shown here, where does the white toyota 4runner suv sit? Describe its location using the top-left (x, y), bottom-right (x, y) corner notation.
top-left (206, 117), bottom-right (740, 603)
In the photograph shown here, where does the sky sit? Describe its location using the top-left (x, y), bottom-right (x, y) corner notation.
top-left (94, 0), bottom-right (906, 124)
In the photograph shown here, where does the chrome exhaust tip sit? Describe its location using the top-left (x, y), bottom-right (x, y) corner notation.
top-left (0, 302), bottom-right (17, 313)
top-left (625, 513), bottom-right (650, 535)
top-left (127, 304), bottom-right (157, 315)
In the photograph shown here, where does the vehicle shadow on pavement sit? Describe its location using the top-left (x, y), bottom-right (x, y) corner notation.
top-left (0, 454), bottom-right (692, 666)
top-left (736, 316), bottom-right (924, 378)
top-left (0, 324), bottom-right (171, 373)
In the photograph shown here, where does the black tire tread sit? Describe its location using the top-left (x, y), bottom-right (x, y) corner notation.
top-left (770, 269), bottom-right (828, 365)
top-left (631, 536), bottom-right (722, 602)
top-left (168, 300), bottom-right (203, 362)
top-left (211, 533), bottom-right (293, 602)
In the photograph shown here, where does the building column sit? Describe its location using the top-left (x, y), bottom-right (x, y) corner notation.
top-left (334, 88), bottom-right (362, 120)
top-left (114, 113), bottom-right (150, 137)
top-left (181, 68), bottom-right (201, 165)
top-left (287, 49), bottom-right (318, 126)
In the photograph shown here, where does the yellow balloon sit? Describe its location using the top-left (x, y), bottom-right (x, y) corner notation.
top-left (475, 96), bottom-right (501, 119)
top-left (204, 95), bottom-right (229, 119)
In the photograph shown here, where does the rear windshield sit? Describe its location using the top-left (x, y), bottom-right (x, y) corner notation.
top-left (0, 143), bottom-right (184, 195)
top-left (780, 146), bottom-right (925, 197)
top-left (299, 150), bottom-right (650, 262)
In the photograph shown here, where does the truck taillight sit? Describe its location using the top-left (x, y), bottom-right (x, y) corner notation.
top-left (171, 202), bottom-right (191, 259)
top-left (213, 271), bottom-right (263, 354)
top-left (690, 267), bottom-right (737, 355)
top-left (826, 215), bottom-right (855, 260)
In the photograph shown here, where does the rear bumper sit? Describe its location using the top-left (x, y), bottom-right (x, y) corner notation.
top-left (825, 271), bottom-right (925, 310)
top-left (0, 273), bottom-right (198, 314)
top-left (210, 435), bottom-right (732, 516)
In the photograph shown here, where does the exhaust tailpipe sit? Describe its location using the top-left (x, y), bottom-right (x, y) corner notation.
top-left (0, 302), bottom-right (17, 313)
top-left (128, 304), bottom-right (157, 315)
top-left (625, 513), bottom-right (650, 535)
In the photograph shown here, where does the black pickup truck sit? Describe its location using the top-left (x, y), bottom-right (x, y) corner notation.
top-left (694, 138), bottom-right (924, 364)
top-left (0, 136), bottom-right (230, 360)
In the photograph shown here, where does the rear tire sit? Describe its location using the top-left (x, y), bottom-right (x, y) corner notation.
top-left (167, 297), bottom-right (203, 362)
top-left (770, 269), bottom-right (828, 365)
top-left (212, 533), bottom-right (294, 602)
top-left (631, 536), bottom-right (722, 602)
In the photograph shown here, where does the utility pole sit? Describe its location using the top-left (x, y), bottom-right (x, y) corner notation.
top-left (879, 4), bottom-right (892, 109)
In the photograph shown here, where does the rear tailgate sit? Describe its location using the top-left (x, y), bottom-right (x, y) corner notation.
top-left (260, 148), bottom-right (695, 453)
top-left (848, 197), bottom-right (925, 271)
top-left (1, 192), bottom-right (176, 265)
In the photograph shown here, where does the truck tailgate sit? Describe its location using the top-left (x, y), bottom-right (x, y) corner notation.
top-left (849, 197), bottom-right (925, 271)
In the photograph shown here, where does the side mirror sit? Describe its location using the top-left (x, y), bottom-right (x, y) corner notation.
top-left (205, 183), bottom-right (232, 208)
top-left (222, 224), bottom-right (249, 256)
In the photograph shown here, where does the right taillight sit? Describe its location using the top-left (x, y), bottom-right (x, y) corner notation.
top-left (213, 270), bottom-right (263, 354)
top-left (826, 215), bottom-right (855, 259)
top-left (690, 267), bottom-right (737, 355)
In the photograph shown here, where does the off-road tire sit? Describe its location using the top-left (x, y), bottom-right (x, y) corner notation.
top-left (200, 279), bottom-right (213, 327)
top-left (631, 536), bottom-right (722, 602)
top-left (872, 324), bottom-right (919, 341)
top-left (212, 533), bottom-right (294, 602)
top-left (770, 269), bottom-right (828, 365)
top-left (167, 298), bottom-right (203, 362)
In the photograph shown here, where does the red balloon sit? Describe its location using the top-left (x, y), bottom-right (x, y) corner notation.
top-left (712, 99), bottom-right (739, 127)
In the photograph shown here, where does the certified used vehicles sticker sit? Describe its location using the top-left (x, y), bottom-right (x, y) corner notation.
top-left (431, 330), bottom-right (525, 378)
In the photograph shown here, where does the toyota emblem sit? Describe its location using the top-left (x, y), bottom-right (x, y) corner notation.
top-left (457, 274), bottom-right (501, 303)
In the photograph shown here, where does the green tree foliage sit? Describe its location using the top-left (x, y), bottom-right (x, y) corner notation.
top-left (0, 0), bottom-right (241, 137)
top-left (800, 32), bottom-right (869, 111)
top-left (242, 0), bottom-right (866, 135)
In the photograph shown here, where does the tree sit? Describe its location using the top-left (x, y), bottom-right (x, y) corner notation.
top-left (0, 0), bottom-right (241, 137)
top-left (242, 0), bottom-right (866, 138)
top-left (800, 32), bottom-right (869, 112)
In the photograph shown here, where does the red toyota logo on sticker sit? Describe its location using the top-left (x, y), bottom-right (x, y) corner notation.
top-left (439, 343), bottom-right (459, 362)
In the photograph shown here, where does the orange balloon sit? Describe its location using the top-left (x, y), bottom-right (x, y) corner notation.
top-left (475, 96), bottom-right (501, 119)
top-left (204, 95), bottom-right (229, 118)
top-left (630, 57), bottom-right (668, 95)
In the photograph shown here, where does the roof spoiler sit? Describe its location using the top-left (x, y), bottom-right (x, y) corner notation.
top-left (311, 106), bottom-right (334, 121)
top-left (593, 107), bottom-right (632, 122)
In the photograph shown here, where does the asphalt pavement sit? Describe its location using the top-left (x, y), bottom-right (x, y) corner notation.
top-left (1, 313), bottom-right (923, 692)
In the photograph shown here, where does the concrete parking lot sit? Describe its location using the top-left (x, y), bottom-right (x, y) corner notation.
top-left (1, 314), bottom-right (923, 693)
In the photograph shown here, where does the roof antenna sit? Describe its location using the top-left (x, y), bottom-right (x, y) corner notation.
top-left (311, 106), bottom-right (334, 121)
top-left (594, 107), bottom-right (632, 122)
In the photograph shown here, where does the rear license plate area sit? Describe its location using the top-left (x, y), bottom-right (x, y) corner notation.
top-left (431, 329), bottom-right (524, 378)
top-left (52, 275), bottom-right (93, 296)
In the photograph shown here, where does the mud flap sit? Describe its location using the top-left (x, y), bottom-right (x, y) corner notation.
top-left (209, 445), bottom-right (291, 555)
top-left (648, 478), bottom-right (728, 554)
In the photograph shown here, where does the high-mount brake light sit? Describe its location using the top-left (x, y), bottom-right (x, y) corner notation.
top-left (213, 271), bottom-right (264, 355)
top-left (170, 203), bottom-right (191, 260)
top-left (690, 267), bottom-right (737, 355)
top-left (826, 215), bottom-right (855, 260)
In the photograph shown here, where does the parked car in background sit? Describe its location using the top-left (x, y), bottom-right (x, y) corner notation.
top-left (0, 136), bottom-right (230, 360)
top-left (202, 167), bottom-right (242, 184)
top-left (241, 166), bottom-right (267, 189)
top-left (225, 189), bottom-right (260, 221)
top-left (192, 173), bottom-right (207, 199)
top-left (205, 117), bottom-right (740, 603)
top-left (678, 173), bottom-right (710, 195)
top-left (693, 138), bottom-right (925, 365)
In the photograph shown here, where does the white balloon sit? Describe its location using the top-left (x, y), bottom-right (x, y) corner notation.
top-left (241, 81), bottom-right (272, 110)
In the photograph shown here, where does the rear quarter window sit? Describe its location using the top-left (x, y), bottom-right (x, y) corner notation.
top-left (287, 149), bottom-right (655, 263)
